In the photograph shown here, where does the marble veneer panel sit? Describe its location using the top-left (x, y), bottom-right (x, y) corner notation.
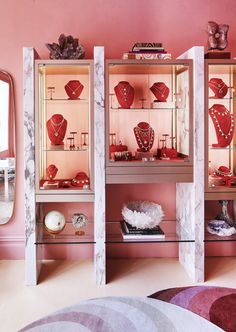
top-left (94, 47), bottom-right (106, 284)
top-left (176, 47), bottom-right (205, 282)
top-left (23, 47), bottom-right (40, 285)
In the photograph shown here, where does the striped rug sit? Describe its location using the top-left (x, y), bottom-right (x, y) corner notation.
top-left (19, 296), bottom-right (222, 331)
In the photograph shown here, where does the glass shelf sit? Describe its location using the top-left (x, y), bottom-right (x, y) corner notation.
top-left (36, 222), bottom-right (94, 244)
top-left (43, 146), bottom-right (88, 152)
top-left (208, 97), bottom-right (236, 100)
top-left (106, 221), bottom-right (195, 243)
top-left (110, 107), bottom-right (185, 111)
top-left (209, 146), bottom-right (236, 150)
top-left (205, 232), bottom-right (236, 242)
top-left (44, 98), bottom-right (88, 103)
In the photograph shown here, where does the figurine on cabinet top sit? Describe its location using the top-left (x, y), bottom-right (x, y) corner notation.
top-left (46, 34), bottom-right (85, 59)
top-left (207, 21), bottom-right (229, 51)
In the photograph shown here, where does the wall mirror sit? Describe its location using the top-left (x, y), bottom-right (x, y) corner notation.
top-left (0, 70), bottom-right (15, 224)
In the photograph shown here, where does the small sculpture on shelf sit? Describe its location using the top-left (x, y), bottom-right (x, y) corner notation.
top-left (207, 200), bottom-right (236, 236)
top-left (122, 201), bottom-right (164, 229)
top-left (46, 34), bottom-right (85, 59)
top-left (114, 81), bottom-right (134, 109)
top-left (72, 213), bottom-right (88, 236)
top-left (44, 210), bottom-right (66, 236)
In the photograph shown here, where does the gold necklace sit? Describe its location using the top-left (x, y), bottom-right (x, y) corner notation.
top-left (50, 117), bottom-right (65, 137)
top-left (66, 82), bottom-right (82, 95)
top-left (118, 83), bottom-right (131, 102)
top-left (209, 79), bottom-right (227, 94)
top-left (209, 106), bottom-right (234, 139)
top-left (152, 84), bottom-right (167, 98)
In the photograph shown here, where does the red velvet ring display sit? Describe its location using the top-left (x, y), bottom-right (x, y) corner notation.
top-left (71, 172), bottom-right (90, 188)
top-left (64, 80), bottom-right (84, 100)
top-left (150, 82), bottom-right (169, 102)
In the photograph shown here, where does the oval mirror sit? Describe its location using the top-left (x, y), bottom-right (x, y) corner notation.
top-left (0, 70), bottom-right (15, 224)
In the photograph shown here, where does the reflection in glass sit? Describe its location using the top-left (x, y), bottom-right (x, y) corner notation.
top-left (0, 71), bottom-right (15, 224)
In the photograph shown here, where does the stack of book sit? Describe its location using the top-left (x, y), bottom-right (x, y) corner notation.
top-left (120, 220), bottom-right (165, 241)
top-left (122, 42), bottom-right (171, 60)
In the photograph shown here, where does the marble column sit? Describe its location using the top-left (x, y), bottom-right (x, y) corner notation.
top-left (176, 47), bottom-right (205, 282)
top-left (23, 47), bottom-right (40, 285)
top-left (94, 47), bottom-right (106, 284)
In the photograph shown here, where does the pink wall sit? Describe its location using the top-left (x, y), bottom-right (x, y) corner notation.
top-left (1, 0), bottom-right (236, 258)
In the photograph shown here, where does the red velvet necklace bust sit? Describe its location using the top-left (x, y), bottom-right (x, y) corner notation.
top-left (47, 114), bottom-right (67, 145)
top-left (209, 104), bottom-right (234, 148)
top-left (209, 78), bottom-right (228, 98)
top-left (150, 82), bottom-right (169, 102)
top-left (46, 164), bottom-right (58, 182)
top-left (133, 122), bottom-right (154, 152)
top-left (114, 81), bottom-right (134, 109)
top-left (64, 80), bottom-right (84, 100)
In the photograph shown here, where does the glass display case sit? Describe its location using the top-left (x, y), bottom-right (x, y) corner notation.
top-left (205, 60), bottom-right (236, 198)
top-left (35, 60), bottom-right (94, 196)
top-left (106, 60), bottom-right (193, 183)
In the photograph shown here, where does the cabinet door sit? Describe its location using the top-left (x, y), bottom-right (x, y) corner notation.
top-left (35, 61), bottom-right (94, 196)
top-left (206, 60), bottom-right (236, 199)
top-left (106, 60), bottom-right (193, 184)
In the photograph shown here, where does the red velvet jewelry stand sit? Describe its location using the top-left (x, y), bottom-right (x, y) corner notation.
top-left (43, 164), bottom-right (59, 189)
top-left (64, 80), bottom-right (84, 100)
top-left (114, 81), bottom-right (134, 108)
top-left (209, 78), bottom-right (228, 98)
top-left (150, 82), bottom-right (169, 102)
top-left (134, 122), bottom-right (154, 160)
top-left (209, 104), bottom-right (234, 148)
top-left (46, 114), bottom-right (67, 145)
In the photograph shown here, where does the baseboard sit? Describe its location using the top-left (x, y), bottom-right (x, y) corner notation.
top-left (0, 236), bottom-right (25, 259)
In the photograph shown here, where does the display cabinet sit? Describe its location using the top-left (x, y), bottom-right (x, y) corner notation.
top-left (35, 60), bottom-right (94, 202)
top-left (24, 47), bottom-right (105, 285)
top-left (104, 48), bottom-right (204, 284)
top-left (205, 60), bottom-right (236, 260)
top-left (205, 60), bottom-right (236, 200)
top-left (106, 59), bottom-right (193, 184)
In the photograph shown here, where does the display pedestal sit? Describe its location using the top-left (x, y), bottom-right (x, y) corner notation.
top-left (135, 151), bottom-right (153, 160)
top-left (204, 51), bottom-right (231, 59)
top-left (43, 181), bottom-right (59, 190)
